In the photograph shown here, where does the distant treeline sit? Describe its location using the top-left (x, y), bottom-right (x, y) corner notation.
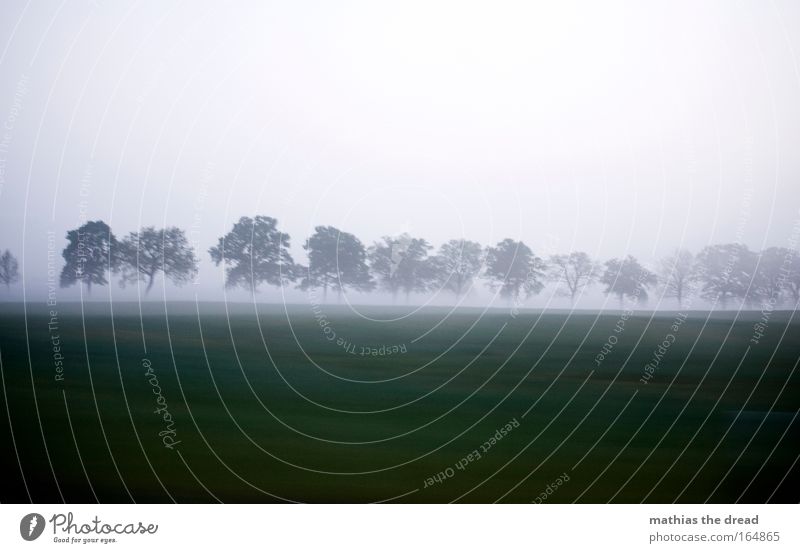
top-left (1, 217), bottom-right (799, 309)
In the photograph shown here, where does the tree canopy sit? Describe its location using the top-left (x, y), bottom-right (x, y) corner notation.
top-left (38, 216), bottom-right (800, 310)
top-left (208, 216), bottom-right (297, 291)
top-left (59, 220), bottom-right (118, 293)
top-left (693, 243), bottom-right (757, 308)
top-left (118, 227), bottom-right (198, 294)
top-left (658, 249), bottom-right (694, 308)
top-left (548, 251), bottom-right (597, 304)
top-left (369, 234), bottom-right (433, 302)
top-left (601, 255), bottom-right (657, 307)
top-left (754, 247), bottom-right (800, 306)
top-left (484, 239), bottom-right (545, 300)
top-left (299, 225), bottom-right (374, 300)
top-left (0, 250), bottom-right (19, 290)
top-left (429, 239), bottom-right (485, 298)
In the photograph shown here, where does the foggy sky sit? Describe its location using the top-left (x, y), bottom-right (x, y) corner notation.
top-left (1, 0), bottom-right (799, 306)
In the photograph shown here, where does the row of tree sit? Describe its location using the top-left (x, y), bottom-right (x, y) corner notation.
top-left (2, 217), bottom-right (798, 309)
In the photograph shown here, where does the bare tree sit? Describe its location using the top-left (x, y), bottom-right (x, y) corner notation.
top-left (368, 234), bottom-right (433, 303)
top-left (548, 251), bottom-right (597, 305)
top-left (658, 249), bottom-right (694, 308)
top-left (693, 243), bottom-right (757, 309)
top-left (209, 216), bottom-right (297, 292)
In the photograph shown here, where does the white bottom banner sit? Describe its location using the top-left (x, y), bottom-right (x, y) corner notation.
top-left (1, 504), bottom-right (797, 552)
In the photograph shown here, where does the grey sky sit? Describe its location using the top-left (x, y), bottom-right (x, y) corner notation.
top-left (1, 1), bottom-right (799, 304)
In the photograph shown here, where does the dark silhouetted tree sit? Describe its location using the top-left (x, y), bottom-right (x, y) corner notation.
top-left (59, 220), bottom-right (118, 294)
top-left (368, 234), bottom-right (433, 302)
top-left (0, 250), bottom-right (19, 290)
top-left (299, 226), bottom-right (374, 301)
top-left (118, 227), bottom-right (198, 294)
top-left (548, 251), bottom-right (597, 305)
top-left (601, 255), bottom-right (657, 307)
top-left (429, 239), bottom-right (484, 299)
top-left (658, 249), bottom-right (694, 308)
top-left (484, 239), bottom-right (545, 301)
top-left (693, 243), bottom-right (757, 309)
top-left (755, 247), bottom-right (800, 306)
top-left (209, 216), bottom-right (297, 292)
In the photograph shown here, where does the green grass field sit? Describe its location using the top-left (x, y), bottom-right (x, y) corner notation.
top-left (1, 302), bottom-right (798, 503)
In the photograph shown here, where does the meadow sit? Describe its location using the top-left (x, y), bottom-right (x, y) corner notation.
top-left (0, 302), bottom-right (797, 503)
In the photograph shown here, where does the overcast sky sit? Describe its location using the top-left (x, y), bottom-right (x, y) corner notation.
top-left (1, 1), bottom-right (799, 304)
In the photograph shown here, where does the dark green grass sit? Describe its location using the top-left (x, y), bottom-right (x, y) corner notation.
top-left (0, 302), bottom-right (798, 503)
